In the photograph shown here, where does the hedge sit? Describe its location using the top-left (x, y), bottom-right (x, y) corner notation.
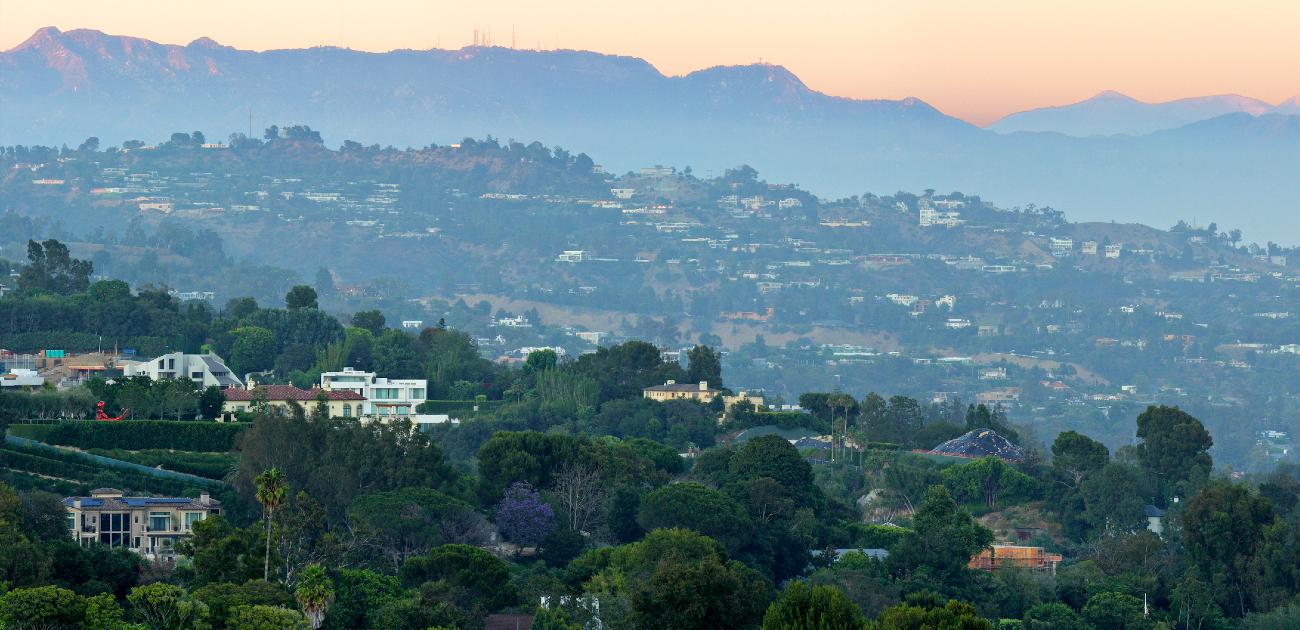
top-left (32, 421), bottom-right (247, 452)
top-left (2, 443), bottom-right (230, 499)
top-left (86, 449), bottom-right (238, 480)
top-left (416, 400), bottom-right (504, 414)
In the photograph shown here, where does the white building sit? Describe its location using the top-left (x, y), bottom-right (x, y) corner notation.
top-left (401, 320), bottom-right (424, 329)
top-left (1081, 241), bottom-right (1099, 255)
top-left (557, 250), bottom-right (588, 263)
top-left (1104, 244), bottom-right (1123, 259)
top-left (1, 368), bottom-right (44, 389)
top-left (122, 352), bottom-right (242, 388)
top-left (320, 367), bottom-right (427, 420)
top-left (1049, 238), bottom-right (1074, 256)
top-left (610, 188), bottom-right (636, 199)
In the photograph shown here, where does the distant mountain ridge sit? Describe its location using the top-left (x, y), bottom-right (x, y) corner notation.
top-left (3, 27), bottom-right (1300, 243)
top-left (990, 90), bottom-right (1298, 136)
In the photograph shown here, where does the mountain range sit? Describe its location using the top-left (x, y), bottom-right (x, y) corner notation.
top-left (990, 90), bottom-right (1300, 137)
top-left (3, 27), bottom-right (1300, 243)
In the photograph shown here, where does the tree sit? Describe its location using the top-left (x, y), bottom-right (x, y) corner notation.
top-left (350, 310), bottom-right (385, 335)
top-left (0, 585), bottom-right (87, 629)
top-left (18, 239), bottom-right (93, 294)
top-left (230, 326), bottom-right (277, 377)
top-left (1079, 463), bottom-right (1150, 536)
top-left (1052, 431), bottom-right (1109, 487)
top-left (399, 544), bottom-right (516, 614)
top-left (873, 598), bottom-right (990, 630)
top-left (190, 580), bottom-right (295, 628)
top-left (526, 348), bottom-right (559, 373)
top-left (686, 345), bottom-right (723, 388)
top-left (630, 553), bottom-right (772, 630)
top-left (552, 460), bottom-right (606, 533)
top-left (1023, 602), bottom-right (1087, 630)
top-left (730, 435), bottom-right (817, 507)
top-left (1081, 592), bottom-right (1149, 630)
top-left (1134, 406), bottom-right (1213, 501)
top-left (295, 565), bottom-right (335, 630)
top-left (887, 486), bottom-right (993, 585)
top-left (637, 482), bottom-right (752, 553)
top-left (1182, 482), bottom-right (1276, 617)
top-left (128, 582), bottom-right (211, 629)
top-left (323, 569), bottom-right (404, 630)
top-left (496, 481), bottom-right (556, 548)
top-left (285, 285), bottom-right (319, 310)
top-left (347, 488), bottom-right (486, 571)
top-left (256, 468), bottom-right (289, 581)
top-left (941, 456), bottom-right (1037, 509)
top-left (198, 385), bottom-right (226, 419)
top-left (761, 581), bottom-right (866, 629)
top-left (227, 605), bottom-right (309, 630)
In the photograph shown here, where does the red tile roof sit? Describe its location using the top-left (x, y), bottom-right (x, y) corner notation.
top-left (224, 385), bottom-right (365, 402)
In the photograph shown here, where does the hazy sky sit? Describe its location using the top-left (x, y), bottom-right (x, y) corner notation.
top-left (2, 0), bottom-right (1297, 125)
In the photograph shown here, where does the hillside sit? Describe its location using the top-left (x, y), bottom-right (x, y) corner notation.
top-left (4, 28), bottom-right (1300, 242)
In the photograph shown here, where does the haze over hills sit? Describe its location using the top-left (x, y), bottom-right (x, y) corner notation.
top-left (4, 27), bottom-right (1300, 242)
top-left (989, 90), bottom-right (1298, 136)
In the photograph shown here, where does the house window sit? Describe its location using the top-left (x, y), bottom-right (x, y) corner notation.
top-left (98, 513), bottom-right (130, 547)
top-left (149, 512), bottom-right (172, 532)
top-left (191, 372), bottom-right (203, 380)
top-left (67, 513), bottom-right (76, 530)
top-left (184, 512), bottom-right (205, 529)
top-left (342, 404), bottom-right (351, 417)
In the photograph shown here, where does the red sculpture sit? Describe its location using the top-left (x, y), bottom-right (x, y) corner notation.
top-left (96, 401), bottom-right (128, 421)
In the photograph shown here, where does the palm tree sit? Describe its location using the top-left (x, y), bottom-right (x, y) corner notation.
top-left (254, 467), bottom-right (288, 581)
top-left (295, 564), bottom-right (335, 629)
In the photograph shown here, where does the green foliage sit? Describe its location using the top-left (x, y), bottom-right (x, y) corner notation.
top-left (227, 605), bottom-right (308, 630)
top-left (685, 345), bottom-right (723, 388)
top-left (0, 585), bottom-right (89, 629)
top-left (940, 457), bottom-right (1037, 509)
top-left (1079, 463), bottom-right (1151, 536)
top-left (322, 569), bottom-right (403, 630)
top-left (85, 448), bottom-right (237, 480)
top-left (285, 285), bottom-right (319, 310)
top-left (637, 482), bottom-right (752, 553)
top-left (630, 552), bottom-right (772, 630)
top-left (17, 239), bottom-right (93, 294)
top-left (229, 326), bottom-right (277, 377)
top-left (1134, 406), bottom-right (1213, 501)
top-left (190, 581), bottom-right (294, 630)
top-left (887, 486), bottom-right (994, 586)
top-left (1051, 431), bottom-right (1109, 486)
top-left (729, 435), bottom-right (817, 507)
top-left (294, 564), bottom-right (335, 630)
top-left (127, 582), bottom-right (212, 630)
top-left (398, 544), bottom-right (516, 616)
top-left (1081, 592), bottom-right (1149, 630)
top-left (872, 598), bottom-right (991, 629)
top-left (1182, 482), bottom-right (1276, 617)
top-left (1022, 602), bottom-right (1087, 630)
top-left (235, 413), bottom-right (459, 521)
top-left (37, 421), bottom-right (245, 451)
top-left (178, 516), bottom-right (267, 587)
top-left (346, 488), bottom-right (484, 572)
top-left (761, 581), bottom-right (867, 629)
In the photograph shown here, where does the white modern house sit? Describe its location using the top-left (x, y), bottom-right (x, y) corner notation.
top-left (121, 352), bottom-right (242, 388)
top-left (320, 367), bottom-right (427, 420)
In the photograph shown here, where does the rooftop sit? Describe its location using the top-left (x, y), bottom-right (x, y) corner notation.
top-left (224, 384), bottom-right (366, 402)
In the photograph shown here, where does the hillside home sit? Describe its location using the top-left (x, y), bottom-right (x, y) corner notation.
top-left (223, 384), bottom-right (366, 418)
top-left (121, 352), bottom-right (242, 388)
top-left (643, 380), bottom-right (720, 403)
top-left (320, 367), bottom-right (427, 420)
top-left (64, 488), bottom-right (220, 559)
top-left (969, 545), bottom-right (1062, 574)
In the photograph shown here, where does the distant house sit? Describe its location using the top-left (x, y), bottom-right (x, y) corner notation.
top-left (121, 352), bottom-right (242, 388)
top-left (969, 545), bottom-right (1062, 574)
top-left (222, 384), bottom-right (366, 418)
top-left (64, 488), bottom-right (220, 559)
top-left (0, 368), bottom-right (44, 390)
top-left (722, 390), bottom-right (765, 411)
top-left (643, 380), bottom-right (719, 403)
top-left (1145, 505), bottom-right (1166, 535)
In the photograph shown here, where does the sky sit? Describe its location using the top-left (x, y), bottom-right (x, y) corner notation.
top-left (2, 0), bottom-right (1298, 126)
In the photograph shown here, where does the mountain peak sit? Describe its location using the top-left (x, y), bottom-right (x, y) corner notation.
top-left (10, 26), bottom-right (64, 52)
top-left (187, 36), bottom-right (226, 50)
top-left (1090, 90), bottom-right (1137, 102)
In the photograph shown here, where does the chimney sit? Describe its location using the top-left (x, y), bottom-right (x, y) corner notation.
top-left (74, 498), bottom-right (82, 509)
top-left (699, 381), bottom-right (708, 391)
top-left (666, 380), bottom-right (675, 385)
top-left (199, 492), bottom-right (210, 506)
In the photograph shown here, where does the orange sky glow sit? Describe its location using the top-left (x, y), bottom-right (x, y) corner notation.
top-left (2, 0), bottom-right (1297, 126)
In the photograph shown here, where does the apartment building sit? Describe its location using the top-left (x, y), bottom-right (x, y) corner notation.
top-left (64, 488), bottom-right (220, 559)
